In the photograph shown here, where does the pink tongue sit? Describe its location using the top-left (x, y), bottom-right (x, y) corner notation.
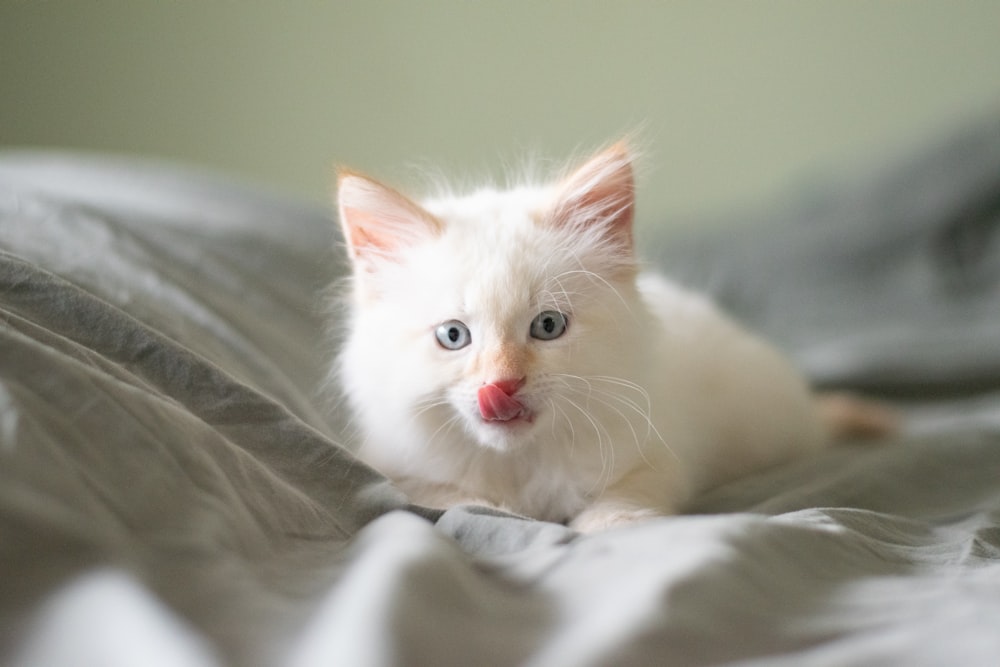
top-left (477, 383), bottom-right (525, 422)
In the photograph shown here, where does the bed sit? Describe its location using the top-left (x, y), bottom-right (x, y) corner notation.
top-left (2, 114), bottom-right (999, 666)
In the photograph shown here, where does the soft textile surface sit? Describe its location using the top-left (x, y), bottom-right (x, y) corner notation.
top-left (2, 116), bottom-right (1000, 666)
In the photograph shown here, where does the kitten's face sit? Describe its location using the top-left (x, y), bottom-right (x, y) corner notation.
top-left (338, 143), bottom-right (638, 453)
top-left (378, 202), bottom-right (626, 451)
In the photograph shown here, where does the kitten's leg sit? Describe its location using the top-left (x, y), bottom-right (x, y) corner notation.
top-left (570, 501), bottom-right (672, 533)
top-left (816, 392), bottom-right (899, 441)
top-left (570, 466), bottom-right (687, 533)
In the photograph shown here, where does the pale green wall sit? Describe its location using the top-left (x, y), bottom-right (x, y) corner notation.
top-left (3, 1), bottom-right (1000, 229)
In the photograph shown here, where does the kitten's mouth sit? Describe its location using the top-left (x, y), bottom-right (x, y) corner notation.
top-left (477, 382), bottom-right (534, 424)
top-left (482, 410), bottom-right (534, 426)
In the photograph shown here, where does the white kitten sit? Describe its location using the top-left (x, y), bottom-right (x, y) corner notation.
top-left (332, 142), bottom-right (892, 532)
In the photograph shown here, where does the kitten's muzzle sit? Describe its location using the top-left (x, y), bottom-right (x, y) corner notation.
top-left (477, 379), bottom-right (528, 422)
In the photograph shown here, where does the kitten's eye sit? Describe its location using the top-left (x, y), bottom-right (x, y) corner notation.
top-left (530, 311), bottom-right (569, 341)
top-left (435, 320), bottom-right (471, 350)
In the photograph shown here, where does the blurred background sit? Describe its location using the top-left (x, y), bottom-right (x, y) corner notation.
top-left (2, 1), bottom-right (999, 231)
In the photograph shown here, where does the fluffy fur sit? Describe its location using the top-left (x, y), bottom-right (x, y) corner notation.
top-left (332, 142), bottom-right (888, 532)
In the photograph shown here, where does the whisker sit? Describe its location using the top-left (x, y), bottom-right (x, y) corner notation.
top-left (550, 398), bottom-right (578, 460)
top-left (425, 411), bottom-right (463, 449)
top-left (556, 393), bottom-right (616, 497)
top-left (411, 397), bottom-right (452, 420)
top-left (585, 377), bottom-right (659, 441)
top-left (552, 373), bottom-right (676, 463)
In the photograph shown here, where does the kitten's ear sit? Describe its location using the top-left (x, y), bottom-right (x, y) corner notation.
top-left (336, 170), bottom-right (442, 268)
top-left (549, 141), bottom-right (635, 250)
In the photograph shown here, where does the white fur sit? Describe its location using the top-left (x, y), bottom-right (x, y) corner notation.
top-left (334, 145), bottom-right (827, 532)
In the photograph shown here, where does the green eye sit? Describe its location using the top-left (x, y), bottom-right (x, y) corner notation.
top-left (435, 320), bottom-right (471, 350)
top-left (530, 311), bottom-right (569, 340)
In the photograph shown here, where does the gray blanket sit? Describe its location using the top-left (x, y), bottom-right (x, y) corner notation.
top-left (2, 116), bottom-right (999, 666)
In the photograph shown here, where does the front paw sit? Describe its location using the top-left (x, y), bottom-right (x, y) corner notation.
top-left (455, 497), bottom-right (517, 515)
top-left (570, 505), bottom-right (667, 533)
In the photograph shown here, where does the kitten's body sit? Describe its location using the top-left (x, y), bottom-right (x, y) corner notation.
top-left (334, 143), bottom-right (887, 531)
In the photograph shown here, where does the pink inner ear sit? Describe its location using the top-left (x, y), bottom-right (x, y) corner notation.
top-left (550, 142), bottom-right (635, 247)
top-left (337, 172), bottom-right (442, 262)
top-left (343, 208), bottom-right (388, 253)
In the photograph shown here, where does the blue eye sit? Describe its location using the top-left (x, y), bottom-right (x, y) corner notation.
top-left (435, 320), bottom-right (471, 350)
top-left (530, 311), bottom-right (569, 340)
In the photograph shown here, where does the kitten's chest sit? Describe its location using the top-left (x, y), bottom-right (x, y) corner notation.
top-left (468, 448), bottom-right (608, 523)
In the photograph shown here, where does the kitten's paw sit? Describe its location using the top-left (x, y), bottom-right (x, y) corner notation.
top-left (570, 505), bottom-right (667, 534)
top-left (457, 498), bottom-right (516, 514)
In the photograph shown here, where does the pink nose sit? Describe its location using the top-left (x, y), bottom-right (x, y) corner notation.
top-left (477, 378), bottom-right (526, 422)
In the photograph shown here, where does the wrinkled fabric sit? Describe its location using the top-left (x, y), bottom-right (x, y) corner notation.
top-left (2, 118), bottom-right (1000, 666)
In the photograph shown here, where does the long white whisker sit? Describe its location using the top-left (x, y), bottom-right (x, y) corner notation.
top-left (425, 412), bottom-right (463, 449)
top-left (585, 377), bottom-right (658, 442)
top-left (547, 398), bottom-right (574, 456)
top-left (411, 396), bottom-right (452, 421)
top-left (556, 392), bottom-right (615, 496)
top-left (556, 374), bottom-right (643, 457)
top-left (553, 373), bottom-right (676, 463)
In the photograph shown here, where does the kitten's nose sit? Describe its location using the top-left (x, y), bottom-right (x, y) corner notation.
top-left (478, 378), bottom-right (526, 422)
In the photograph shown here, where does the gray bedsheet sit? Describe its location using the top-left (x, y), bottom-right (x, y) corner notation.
top-left (2, 116), bottom-right (999, 666)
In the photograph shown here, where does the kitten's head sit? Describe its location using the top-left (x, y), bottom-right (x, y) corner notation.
top-left (337, 142), bottom-right (645, 454)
